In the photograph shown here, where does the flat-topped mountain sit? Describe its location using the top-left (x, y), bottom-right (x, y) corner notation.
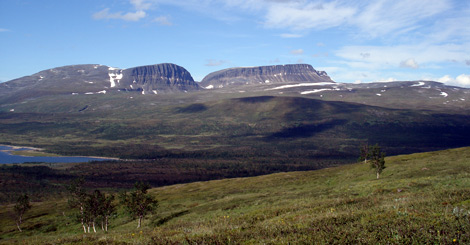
top-left (200, 64), bottom-right (334, 89)
top-left (0, 63), bottom-right (200, 103)
top-left (120, 64), bottom-right (199, 94)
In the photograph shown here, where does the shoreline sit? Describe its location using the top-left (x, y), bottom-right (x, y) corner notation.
top-left (0, 144), bottom-right (120, 161)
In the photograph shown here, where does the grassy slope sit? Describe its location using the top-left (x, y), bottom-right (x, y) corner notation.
top-left (1, 147), bottom-right (469, 244)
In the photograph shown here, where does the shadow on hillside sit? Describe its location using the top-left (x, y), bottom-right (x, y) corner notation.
top-left (176, 103), bottom-right (208, 113)
top-left (266, 119), bottom-right (347, 139)
top-left (236, 96), bottom-right (275, 103)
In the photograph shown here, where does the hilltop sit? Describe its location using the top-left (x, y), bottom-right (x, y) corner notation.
top-left (1, 147), bottom-right (469, 243)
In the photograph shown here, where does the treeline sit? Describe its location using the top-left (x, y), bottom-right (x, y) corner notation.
top-left (0, 156), bottom-right (352, 203)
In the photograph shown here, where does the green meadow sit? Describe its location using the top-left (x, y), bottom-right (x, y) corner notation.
top-left (1, 146), bottom-right (469, 244)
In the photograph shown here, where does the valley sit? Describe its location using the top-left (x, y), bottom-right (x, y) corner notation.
top-left (1, 63), bottom-right (470, 243)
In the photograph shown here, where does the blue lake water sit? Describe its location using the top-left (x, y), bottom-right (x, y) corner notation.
top-left (0, 145), bottom-right (114, 164)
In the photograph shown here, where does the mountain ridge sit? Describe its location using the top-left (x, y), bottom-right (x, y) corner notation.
top-left (200, 64), bottom-right (333, 89)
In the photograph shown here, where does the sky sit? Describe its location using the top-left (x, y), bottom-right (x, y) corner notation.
top-left (1, 0), bottom-right (469, 87)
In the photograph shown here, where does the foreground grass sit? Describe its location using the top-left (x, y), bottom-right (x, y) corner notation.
top-left (1, 147), bottom-right (470, 244)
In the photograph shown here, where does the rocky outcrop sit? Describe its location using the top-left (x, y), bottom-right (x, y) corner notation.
top-left (119, 63), bottom-right (200, 94)
top-left (200, 64), bottom-right (334, 89)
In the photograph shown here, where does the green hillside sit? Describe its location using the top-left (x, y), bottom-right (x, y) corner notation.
top-left (1, 147), bottom-right (469, 244)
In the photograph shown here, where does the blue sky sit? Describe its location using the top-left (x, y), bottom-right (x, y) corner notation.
top-left (1, 0), bottom-right (469, 86)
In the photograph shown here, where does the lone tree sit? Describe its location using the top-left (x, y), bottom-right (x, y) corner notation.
top-left (369, 144), bottom-right (386, 179)
top-left (120, 181), bottom-right (158, 228)
top-left (14, 194), bottom-right (32, 232)
top-left (359, 143), bottom-right (370, 164)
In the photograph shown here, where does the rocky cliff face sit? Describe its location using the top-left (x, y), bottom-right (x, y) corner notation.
top-left (200, 64), bottom-right (334, 88)
top-left (119, 63), bottom-right (200, 94)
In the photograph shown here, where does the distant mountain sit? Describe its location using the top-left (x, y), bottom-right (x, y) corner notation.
top-left (200, 64), bottom-right (333, 89)
top-left (0, 63), bottom-right (200, 103)
top-left (119, 64), bottom-right (200, 94)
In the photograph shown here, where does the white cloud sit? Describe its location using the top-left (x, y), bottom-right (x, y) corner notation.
top-left (93, 8), bottom-right (147, 21)
top-left (264, 1), bottom-right (356, 31)
top-left (153, 16), bottom-right (173, 26)
top-left (290, 49), bottom-right (304, 55)
top-left (280, 33), bottom-right (303, 38)
top-left (400, 58), bottom-right (419, 69)
top-left (375, 77), bottom-right (398, 83)
top-left (438, 74), bottom-right (470, 87)
top-left (336, 43), bottom-right (469, 70)
top-left (438, 75), bottom-right (453, 84)
top-left (130, 0), bottom-right (152, 10)
top-left (205, 59), bottom-right (229, 67)
top-left (0, 28), bottom-right (10, 32)
top-left (352, 0), bottom-right (450, 38)
top-left (456, 74), bottom-right (470, 86)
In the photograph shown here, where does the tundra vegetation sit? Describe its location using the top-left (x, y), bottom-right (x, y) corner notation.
top-left (0, 147), bottom-right (469, 244)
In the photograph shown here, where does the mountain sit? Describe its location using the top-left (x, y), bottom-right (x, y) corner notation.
top-left (200, 64), bottom-right (334, 89)
top-left (119, 63), bottom-right (200, 94)
top-left (0, 63), bottom-right (200, 103)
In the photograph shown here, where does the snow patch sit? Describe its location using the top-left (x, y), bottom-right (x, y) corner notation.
top-left (301, 89), bottom-right (332, 95)
top-left (268, 82), bottom-right (336, 90)
top-left (460, 98), bottom-right (466, 101)
top-left (440, 92), bottom-right (448, 97)
top-left (85, 92), bottom-right (94, 95)
top-left (142, 91), bottom-right (145, 95)
top-left (381, 90), bottom-right (386, 92)
top-left (108, 68), bottom-right (123, 88)
top-left (411, 82), bottom-right (425, 87)
top-left (152, 90), bottom-right (158, 94)
top-left (9, 109), bottom-right (14, 112)
top-left (376, 94), bottom-right (382, 96)
top-left (97, 90), bottom-right (106, 94)
top-left (265, 80), bottom-right (270, 83)
top-left (205, 85), bottom-right (214, 89)
top-left (239, 91), bottom-right (245, 93)
top-left (72, 93), bottom-right (78, 95)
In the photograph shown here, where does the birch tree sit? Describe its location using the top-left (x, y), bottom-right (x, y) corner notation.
top-left (120, 181), bottom-right (158, 228)
top-left (14, 194), bottom-right (32, 232)
top-left (370, 144), bottom-right (386, 179)
top-left (359, 143), bottom-right (370, 164)
top-left (67, 177), bottom-right (88, 233)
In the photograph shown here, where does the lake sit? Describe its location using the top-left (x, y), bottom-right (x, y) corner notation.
top-left (0, 145), bottom-right (114, 164)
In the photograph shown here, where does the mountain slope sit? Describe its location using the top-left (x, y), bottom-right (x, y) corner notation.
top-left (0, 63), bottom-right (200, 103)
top-left (1, 95), bottom-right (470, 161)
top-left (1, 147), bottom-right (469, 243)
